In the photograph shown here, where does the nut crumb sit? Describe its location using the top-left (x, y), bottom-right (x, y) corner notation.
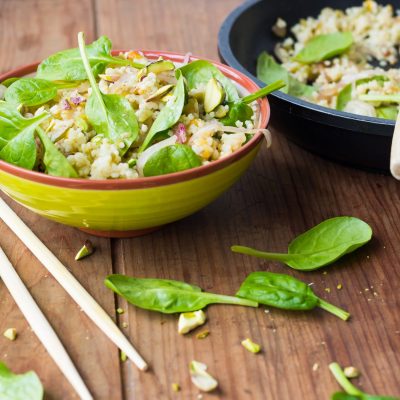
top-left (196, 330), bottom-right (210, 340)
top-left (3, 328), bottom-right (17, 341)
top-left (171, 383), bottom-right (180, 392)
top-left (344, 366), bottom-right (360, 379)
top-left (312, 363), bottom-right (319, 371)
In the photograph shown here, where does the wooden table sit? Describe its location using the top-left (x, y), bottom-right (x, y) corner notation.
top-left (1, 1), bottom-right (399, 399)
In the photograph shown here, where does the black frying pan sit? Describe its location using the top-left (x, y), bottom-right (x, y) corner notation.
top-left (218, 0), bottom-right (400, 172)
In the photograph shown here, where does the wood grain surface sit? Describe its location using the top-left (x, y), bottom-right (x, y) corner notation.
top-left (0, 1), bottom-right (399, 399)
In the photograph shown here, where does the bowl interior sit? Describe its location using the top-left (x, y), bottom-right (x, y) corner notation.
top-left (0, 50), bottom-right (270, 190)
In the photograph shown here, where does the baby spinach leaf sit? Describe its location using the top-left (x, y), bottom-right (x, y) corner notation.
top-left (336, 76), bottom-right (388, 111)
top-left (5, 78), bottom-right (78, 107)
top-left (220, 102), bottom-right (253, 126)
top-left (256, 52), bottom-right (314, 98)
top-left (0, 361), bottom-right (43, 400)
top-left (329, 363), bottom-right (399, 400)
top-left (332, 393), bottom-right (360, 400)
top-left (294, 32), bottom-right (353, 64)
top-left (178, 60), bottom-right (239, 102)
top-left (78, 32), bottom-right (138, 154)
top-left (376, 106), bottom-right (398, 120)
top-left (105, 274), bottom-right (258, 314)
top-left (36, 128), bottom-right (78, 178)
top-left (220, 79), bottom-right (286, 125)
top-left (0, 101), bottom-right (43, 149)
top-left (232, 217), bottom-right (372, 271)
top-left (37, 35), bottom-right (144, 81)
top-left (1, 77), bottom-right (20, 87)
top-left (0, 108), bottom-right (49, 169)
top-left (143, 144), bottom-right (201, 176)
top-left (0, 127), bottom-right (37, 169)
top-left (139, 74), bottom-right (186, 152)
top-left (236, 272), bottom-right (349, 320)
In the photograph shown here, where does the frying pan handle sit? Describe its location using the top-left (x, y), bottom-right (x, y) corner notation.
top-left (390, 112), bottom-right (400, 179)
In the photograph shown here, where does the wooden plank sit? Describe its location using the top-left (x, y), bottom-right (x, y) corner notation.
top-left (0, 1), bottom-right (123, 398)
top-left (95, 0), bottom-right (242, 58)
top-left (97, 1), bottom-right (400, 398)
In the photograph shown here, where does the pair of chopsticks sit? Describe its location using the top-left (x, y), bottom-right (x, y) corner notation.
top-left (0, 198), bottom-right (148, 398)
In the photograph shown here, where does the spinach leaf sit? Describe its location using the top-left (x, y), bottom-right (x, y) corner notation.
top-left (0, 362), bottom-right (43, 400)
top-left (1, 77), bottom-right (20, 87)
top-left (143, 144), bottom-right (201, 176)
top-left (329, 363), bottom-right (399, 400)
top-left (220, 79), bottom-right (286, 125)
top-left (232, 217), bottom-right (372, 271)
top-left (138, 74), bottom-right (186, 152)
top-left (37, 35), bottom-right (144, 81)
top-left (0, 126), bottom-right (37, 169)
top-left (36, 128), bottom-right (78, 177)
top-left (236, 272), bottom-right (349, 320)
top-left (5, 78), bottom-right (77, 107)
top-left (78, 32), bottom-right (138, 154)
top-left (376, 106), bottom-right (398, 120)
top-left (0, 101), bottom-right (44, 149)
top-left (336, 76), bottom-right (388, 111)
top-left (256, 52), bottom-right (314, 97)
top-left (0, 106), bottom-right (49, 169)
top-left (105, 275), bottom-right (258, 314)
top-left (294, 32), bottom-right (353, 64)
top-left (332, 393), bottom-right (360, 400)
top-left (178, 60), bottom-right (239, 102)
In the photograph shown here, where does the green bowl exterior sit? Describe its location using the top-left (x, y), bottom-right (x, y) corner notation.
top-left (0, 145), bottom-right (260, 231)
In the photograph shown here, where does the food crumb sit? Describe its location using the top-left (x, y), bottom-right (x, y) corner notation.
top-left (122, 322), bottom-right (128, 328)
top-left (116, 308), bottom-right (124, 314)
top-left (344, 366), bottom-right (360, 379)
top-left (171, 383), bottom-right (180, 392)
top-left (3, 328), bottom-right (17, 341)
top-left (196, 330), bottom-right (210, 340)
top-left (120, 351), bottom-right (127, 362)
top-left (337, 284), bottom-right (343, 290)
top-left (178, 310), bottom-right (206, 335)
top-left (312, 363), bottom-right (319, 372)
top-left (241, 338), bottom-right (261, 354)
top-left (323, 271), bottom-right (328, 275)
top-left (325, 288), bottom-right (331, 293)
top-left (75, 240), bottom-right (95, 261)
top-left (272, 17), bottom-right (287, 37)
top-left (264, 309), bottom-right (270, 314)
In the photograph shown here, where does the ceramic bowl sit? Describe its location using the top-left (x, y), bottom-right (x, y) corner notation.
top-left (0, 51), bottom-right (270, 237)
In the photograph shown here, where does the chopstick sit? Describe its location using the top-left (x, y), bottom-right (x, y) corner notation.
top-left (0, 246), bottom-right (93, 400)
top-left (390, 109), bottom-right (400, 179)
top-left (0, 198), bottom-right (148, 371)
